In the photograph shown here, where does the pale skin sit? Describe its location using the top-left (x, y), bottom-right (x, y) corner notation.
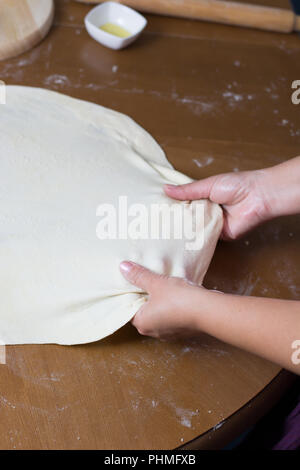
top-left (120, 156), bottom-right (300, 375)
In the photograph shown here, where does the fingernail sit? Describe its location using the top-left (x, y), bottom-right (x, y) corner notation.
top-left (164, 184), bottom-right (176, 191)
top-left (120, 261), bottom-right (134, 273)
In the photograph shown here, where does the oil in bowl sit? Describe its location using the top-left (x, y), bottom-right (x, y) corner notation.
top-left (99, 22), bottom-right (131, 38)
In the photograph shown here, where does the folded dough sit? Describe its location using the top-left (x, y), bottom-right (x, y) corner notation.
top-left (0, 86), bottom-right (222, 345)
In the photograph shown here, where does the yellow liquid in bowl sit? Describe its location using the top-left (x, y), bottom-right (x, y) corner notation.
top-left (99, 22), bottom-right (131, 38)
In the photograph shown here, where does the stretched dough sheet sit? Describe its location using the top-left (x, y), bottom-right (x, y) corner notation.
top-left (0, 86), bottom-right (222, 345)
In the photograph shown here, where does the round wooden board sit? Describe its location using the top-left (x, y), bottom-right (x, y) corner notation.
top-left (0, 0), bottom-right (54, 61)
top-left (0, 0), bottom-right (299, 450)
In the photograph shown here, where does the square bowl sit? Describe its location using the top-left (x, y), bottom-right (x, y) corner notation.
top-left (84, 1), bottom-right (147, 50)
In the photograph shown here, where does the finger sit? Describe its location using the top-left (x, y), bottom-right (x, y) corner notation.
top-left (120, 261), bottom-right (163, 293)
top-left (131, 303), bottom-right (148, 334)
top-left (164, 177), bottom-right (216, 201)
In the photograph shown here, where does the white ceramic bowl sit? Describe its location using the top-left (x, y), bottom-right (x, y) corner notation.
top-left (84, 1), bottom-right (147, 50)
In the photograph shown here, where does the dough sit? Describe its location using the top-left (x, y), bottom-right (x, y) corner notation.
top-left (0, 86), bottom-right (222, 345)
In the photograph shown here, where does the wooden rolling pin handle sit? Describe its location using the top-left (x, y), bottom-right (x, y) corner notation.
top-left (76, 0), bottom-right (300, 34)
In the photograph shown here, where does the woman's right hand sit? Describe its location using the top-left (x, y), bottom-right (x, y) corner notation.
top-left (164, 169), bottom-right (272, 240)
top-left (165, 156), bottom-right (300, 240)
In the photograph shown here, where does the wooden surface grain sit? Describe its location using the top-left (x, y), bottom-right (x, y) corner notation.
top-left (0, 0), bottom-right (299, 450)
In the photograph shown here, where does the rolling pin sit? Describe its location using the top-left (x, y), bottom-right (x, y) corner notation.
top-left (75, 0), bottom-right (300, 33)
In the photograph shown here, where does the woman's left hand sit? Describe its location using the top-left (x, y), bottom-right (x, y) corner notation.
top-left (120, 261), bottom-right (204, 340)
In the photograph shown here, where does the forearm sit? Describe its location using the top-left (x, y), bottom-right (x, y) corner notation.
top-left (261, 155), bottom-right (300, 219)
top-left (192, 289), bottom-right (300, 374)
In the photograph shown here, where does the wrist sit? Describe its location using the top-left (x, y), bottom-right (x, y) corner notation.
top-left (190, 287), bottom-right (223, 333)
top-left (259, 166), bottom-right (285, 219)
top-left (258, 156), bottom-right (300, 219)
top-left (252, 168), bottom-right (279, 222)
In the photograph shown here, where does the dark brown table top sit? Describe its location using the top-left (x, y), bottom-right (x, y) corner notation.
top-left (0, 0), bottom-right (299, 450)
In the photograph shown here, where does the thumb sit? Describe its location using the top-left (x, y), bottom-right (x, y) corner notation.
top-left (120, 261), bottom-right (163, 293)
top-left (164, 177), bottom-right (216, 201)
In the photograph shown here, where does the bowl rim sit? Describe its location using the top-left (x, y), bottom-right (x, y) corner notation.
top-left (85, 1), bottom-right (147, 31)
top-left (84, 1), bottom-right (147, 47)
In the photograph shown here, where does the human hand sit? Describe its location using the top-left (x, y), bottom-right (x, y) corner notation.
top-left (164, 170), bottom-right (271, 240)
top-left (119, 262), bottom-right (300, 375)
top-left (120, 261), bottom-right (205, 340)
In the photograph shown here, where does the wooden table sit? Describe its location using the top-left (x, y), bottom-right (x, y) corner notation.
top-left (0, 0), bottom-right (299, 450)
